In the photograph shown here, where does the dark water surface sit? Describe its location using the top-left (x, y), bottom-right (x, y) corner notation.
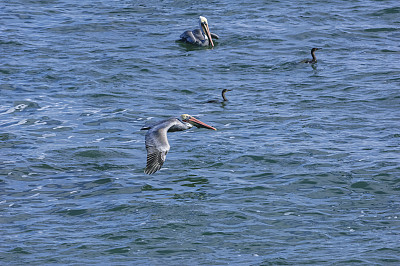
top-left (1, 0), bottom-right (400, 264)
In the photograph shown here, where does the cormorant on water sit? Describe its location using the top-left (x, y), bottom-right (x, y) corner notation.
top-left (303, 48), bottom-right (321, 64)
top-left (207, 89), bottom-right (231, 103)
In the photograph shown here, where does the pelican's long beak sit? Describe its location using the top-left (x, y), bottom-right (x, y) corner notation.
top-left (186, 116), bottom-right (217, 130)
top-left (202, 23), bottom-right (214, 47)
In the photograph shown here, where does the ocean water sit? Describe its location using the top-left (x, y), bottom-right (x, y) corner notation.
top-left (1, 0), bottom-right (400, 264)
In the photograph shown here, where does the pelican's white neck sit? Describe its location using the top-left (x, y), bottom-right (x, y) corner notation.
top-left (198, 16), bottom-right (209, 39)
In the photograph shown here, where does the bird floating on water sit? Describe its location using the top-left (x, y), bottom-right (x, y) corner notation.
top-left (141, 114), bottom-right (216, 174)
top-left (178, 16), bottom-right (219, 47)
top-left (207, 89), bottom-right (231, 103)
top-left (303, 48), bottom-right (321, 64)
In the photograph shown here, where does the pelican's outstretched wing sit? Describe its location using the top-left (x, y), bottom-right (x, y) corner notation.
top-left (144, 127), bottom-right (169, 175)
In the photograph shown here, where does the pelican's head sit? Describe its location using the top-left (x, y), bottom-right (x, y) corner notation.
top-left (198, 16), bottom-right (214, 47)
top-left (199, 16), bottom-right (208, 25)
top-left (181, 114), bottom-right (217, 130)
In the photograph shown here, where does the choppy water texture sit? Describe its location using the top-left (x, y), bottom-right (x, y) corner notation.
top-left (1, 0), bottom-right (400, 264)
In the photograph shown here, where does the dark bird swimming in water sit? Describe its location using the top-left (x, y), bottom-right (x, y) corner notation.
top-left (303, 48), bottom-right (321, 64)
top-left (207, 89), bottom-right (231, 103)
top-left (179, 16), bottom-right (219, 47)
top-left (141, 114), bottom-right (217, 174)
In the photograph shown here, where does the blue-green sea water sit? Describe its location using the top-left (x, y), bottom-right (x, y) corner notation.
top-left (1, 0), bottom-right (400, 264)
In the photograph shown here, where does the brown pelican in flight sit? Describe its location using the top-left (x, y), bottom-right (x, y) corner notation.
top-left (207, 89), bottom-right (231, 103)
top-left (303, 48), bottom-right (321, 64)
top-left (179, 16), bottom-right (219, 47)
top-left (141, 114), bottom-right (217, 174)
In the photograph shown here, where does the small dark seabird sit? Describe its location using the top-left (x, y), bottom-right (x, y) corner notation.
top-left (303, 48), bottom-right (321, 64)
top-left (179, 16), bottom-right (219, 47)
top-left (207, 89), bottom-right (231, 103)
